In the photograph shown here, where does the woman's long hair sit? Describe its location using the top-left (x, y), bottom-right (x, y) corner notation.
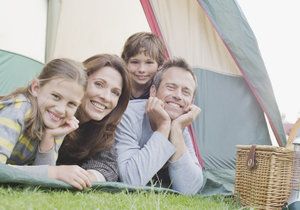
top-left (0, 58), bottom-right (86, 140)
top-left (58, 54), bottom-right (131, 163)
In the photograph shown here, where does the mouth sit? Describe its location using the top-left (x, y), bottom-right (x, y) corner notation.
top-left (166, 102), bottom-right (183, 109)
top-left (91, 100), bottom-right (106, 111)
top-left (135, 75), bottom-right (149, 80)
top-left (47, 111), bottom-right (63, 122)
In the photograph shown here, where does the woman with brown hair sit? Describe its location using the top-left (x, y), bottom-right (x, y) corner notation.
top-left (55, 54), bottom-right (131, 189)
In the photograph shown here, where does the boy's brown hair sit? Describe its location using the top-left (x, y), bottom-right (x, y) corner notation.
top-left (121, 32), bottom-right (167, 66)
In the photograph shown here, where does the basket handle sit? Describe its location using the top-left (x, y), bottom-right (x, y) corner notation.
top-left (246, 145), bottom-right (257, 170)
top-left (286, 118), bottom-right (300, 150)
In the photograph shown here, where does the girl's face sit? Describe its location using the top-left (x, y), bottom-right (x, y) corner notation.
top-left (80, 66), bottom-right (123, 122)
top-left (31, 78), bottom-right (84, 129)
top-left (127, 53), bottom-right (158, 88)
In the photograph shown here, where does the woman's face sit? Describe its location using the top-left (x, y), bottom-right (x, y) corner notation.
top-left (80, 66), bottom-right (123, 122)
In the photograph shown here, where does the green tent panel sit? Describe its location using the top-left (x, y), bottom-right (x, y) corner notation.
top-left (0, 50), bottom-right (43, 95)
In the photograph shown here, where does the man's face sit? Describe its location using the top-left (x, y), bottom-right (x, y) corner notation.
top-left (150, 67), bottom-right (196, 120)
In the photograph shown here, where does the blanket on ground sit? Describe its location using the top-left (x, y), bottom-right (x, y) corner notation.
top-left (0, 164), bottom-right (178, 194)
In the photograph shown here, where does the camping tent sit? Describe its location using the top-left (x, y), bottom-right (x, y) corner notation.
top-left (0, 0), bottom-right (286, 195)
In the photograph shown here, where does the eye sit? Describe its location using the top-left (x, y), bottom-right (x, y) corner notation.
top-left (166, 85), bottom-right (175, 91)
top-left (129, 60), bottom-right (139, 64)
top-left (68, 102), bottom-right (78, 108)
top-left (52, 94), bottom-right (60, 100)
top-left (183, 89), bottom-right (192, 96)
top-left (95, 81), bottom-right (104, 88)
top-left (112, 90), bottom-right (121, 97)
top-left (146, 61), bottom-right (155, 65)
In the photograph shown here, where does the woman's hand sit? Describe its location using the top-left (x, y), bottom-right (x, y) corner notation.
top-left (48, 165), bottom-right (92, 190)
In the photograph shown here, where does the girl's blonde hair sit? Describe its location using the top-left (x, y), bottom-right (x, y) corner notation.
top-left (1, 58), bottom-right (87, 140)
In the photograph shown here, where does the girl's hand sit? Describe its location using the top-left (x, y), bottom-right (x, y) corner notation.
top-left (39, 117), bottom-right (79, 152)
top-left (46, 116), bottom-right (79, 138)
top-left (48, 165), bottom-right (92, 190)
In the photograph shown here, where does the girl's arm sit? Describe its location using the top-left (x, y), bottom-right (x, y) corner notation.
top-left (0, 97), bottom-right (29, 164)
top-left (34, 116), bottom-right (79, 165)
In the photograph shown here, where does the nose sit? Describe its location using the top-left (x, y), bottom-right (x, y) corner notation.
top-left (137, 63), bottom-right (146, 73)
top-left (54, 102), bottom-right (66, 115)
top-left (172, 89), bottom-right (182, 101)
top-left (100, 88), bottom-right (111, 103)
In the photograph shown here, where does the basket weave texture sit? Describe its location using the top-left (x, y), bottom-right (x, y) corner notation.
top-left (234, 145), bottom-right (294, 209)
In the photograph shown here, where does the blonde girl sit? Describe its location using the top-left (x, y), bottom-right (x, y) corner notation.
top-left (0, 58), bottom-right (87, 185)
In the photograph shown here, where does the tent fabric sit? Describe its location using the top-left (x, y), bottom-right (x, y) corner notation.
top-left (0, 0), bottom-right (47, 63)
top-left (46, 0), bottom-right (150, 62)
top-left (145, 0), bottom-right (284, 194)
top-left (196, 0), bottom-right (286, 145)
top-left (0, 50), bottom-right (43, 95)
top-left (0, 164), bottom-right (179, 194)
top-left (194, 69), bottom-right (270, 168)
top-left (148, 0), bottom-right (241, 76)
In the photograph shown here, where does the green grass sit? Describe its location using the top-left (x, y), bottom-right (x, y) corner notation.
top-left (0, 185), bottom-right (242, 210)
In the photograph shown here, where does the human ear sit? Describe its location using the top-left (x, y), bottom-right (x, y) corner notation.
top-left (150, 85), bottom-right (157, 97)
top-left (30, 79), bottom-right (40, 97)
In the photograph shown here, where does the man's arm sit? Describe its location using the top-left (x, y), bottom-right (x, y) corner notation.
top-left (168, 129), bottom-right (204, 195)
top-left (168, 104), bottom-right (204, 195)
top-left (116, 100), bottom-right (175, 186)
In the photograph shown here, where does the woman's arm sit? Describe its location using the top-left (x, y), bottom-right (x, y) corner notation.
top-left (80, 146), bottom-right (118, 182)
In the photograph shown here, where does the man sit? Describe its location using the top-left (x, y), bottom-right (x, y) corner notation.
top-left (115, 58), bottom-right (203, 195)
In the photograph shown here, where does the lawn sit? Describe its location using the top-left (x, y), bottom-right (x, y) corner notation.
top-left (0, 185), bottom-right (242, 210)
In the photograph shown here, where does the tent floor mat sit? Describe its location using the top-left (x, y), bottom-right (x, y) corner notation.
top-left (0, 164), bottom-right (178, 194)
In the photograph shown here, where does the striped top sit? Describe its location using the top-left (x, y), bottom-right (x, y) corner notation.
top-left (0, 94), bottom-right (63, 177)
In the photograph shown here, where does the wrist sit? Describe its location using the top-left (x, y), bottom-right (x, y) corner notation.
top-left (157, 122), bottom-right (171, 138)
top-left (171, 121), bottom-right (184, 131)
top-left (40, 133), bottom-right (55, 152)
top-left (48, 166), bottom-right (57, 179)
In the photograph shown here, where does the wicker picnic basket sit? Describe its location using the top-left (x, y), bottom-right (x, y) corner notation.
top-left (234, 144), bottom-right (294, 209)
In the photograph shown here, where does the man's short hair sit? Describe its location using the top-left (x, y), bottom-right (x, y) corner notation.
top-left (152, 58), bottom-right (197, 91)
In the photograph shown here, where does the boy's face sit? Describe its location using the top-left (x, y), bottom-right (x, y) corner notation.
top-left (127, 53), bottom-right (158, 88)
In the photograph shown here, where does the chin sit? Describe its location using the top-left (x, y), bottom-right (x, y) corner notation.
top-left (167, 111), bottom-right (181, 120)
top-left (44, 121), bottom-right (61, 129)
top-left (90, 114), bottom-right (105, 121)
